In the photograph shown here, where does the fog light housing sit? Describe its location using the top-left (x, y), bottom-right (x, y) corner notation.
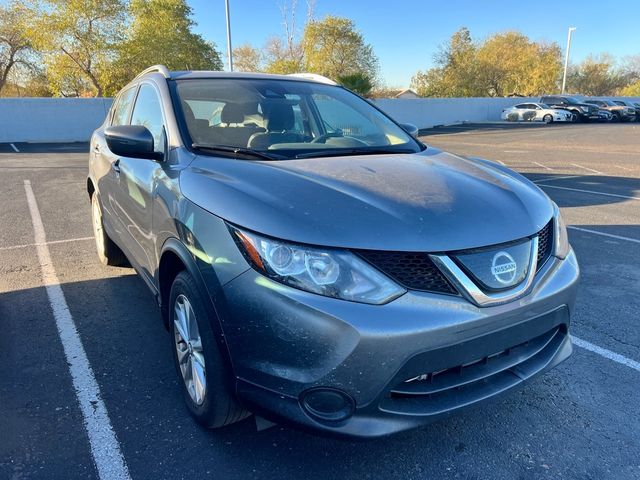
top-left (300, 388), bottom-right (355, 423)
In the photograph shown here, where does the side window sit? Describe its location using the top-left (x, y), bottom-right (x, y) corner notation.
top-left (111, 87), bottom-right (137, 126)
top-left (130, 84), bottom-right (166, 154)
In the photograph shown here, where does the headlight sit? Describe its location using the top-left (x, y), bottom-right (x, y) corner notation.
top-left (230, 226), bottom-right (406, 304)
top-left (580, 106), bottom-right (589, 112)
top-left (552, 203), bottom-right (570, 259)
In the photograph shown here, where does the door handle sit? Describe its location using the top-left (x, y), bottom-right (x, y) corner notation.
top-left (93, 144), bottom-right (100, 153)
top-left (111, 159), bottom-right (121, 175)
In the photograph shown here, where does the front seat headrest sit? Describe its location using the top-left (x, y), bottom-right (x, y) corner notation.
top-left (265, 103), bottom-right (295, 131)
top-left (221, 103), bottom-right (245, 124)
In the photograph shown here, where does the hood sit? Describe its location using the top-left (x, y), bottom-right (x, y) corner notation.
top-left (180, 149), bottom-right (553, 252)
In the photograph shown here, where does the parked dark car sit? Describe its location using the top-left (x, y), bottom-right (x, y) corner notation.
top-left (88, 66), bottom-right (579, 439)
top-left (584, 99), bottom-right (635, 122)
top-left (594, 108), bottom-right (614, 123)
top-left (611, 100), bottom-right (640, 122)
top-left (540, 95), bottom-right (600, 122)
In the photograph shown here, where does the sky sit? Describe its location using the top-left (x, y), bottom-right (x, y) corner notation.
top-left (188, 0), bottom-right (640, 87)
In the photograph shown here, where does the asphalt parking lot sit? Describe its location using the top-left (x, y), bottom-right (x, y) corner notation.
top-left (1, 122), bottom-right (639, 479)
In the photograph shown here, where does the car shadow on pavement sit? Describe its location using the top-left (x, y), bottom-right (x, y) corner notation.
top-left (419, 122), bottom-right (568, 136)
top-left (520, 173), bottom-right (640, 209)
top-left (1, 241), bottom-right (638, 480)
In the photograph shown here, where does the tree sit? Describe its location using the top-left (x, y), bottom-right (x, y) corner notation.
top-left (337, 72), bottom-right (373, 96)
top-left (263, 0), bottom-right (312, 74)
top-left (301, 16), bottom-right (378, 83)
top-left (232, 44), bottom-right (263, 72)
top-left (0, 2), bottom-right (36, 94)
top-left (620, 79), bottom-right (640, 97)
top-left (411, 28), bottom-right (478, 97)
top-left (107, 0), bottom-right (222, 95)
top-left (567, 54), bottom-right (628, 96)
top-left (411, 28), bottom-right (562, 97)
top-left (29, 0), bottom-right (126, 97)
top-left (475, 32), bottom-right (561, 97)
top-left (0, 70), bottom-right (51, 97)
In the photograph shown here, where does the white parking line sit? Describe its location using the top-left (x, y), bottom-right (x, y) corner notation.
top-left (568, 226), bottom-right (640, 245)
top-left (23, 180), bottom-right (131, 480)
top-left (533, 175), bottom-right (585, 184)
top-left (0, 236), bottom-right (93, 251)
top-left (537, 184), bottom-right (640, 201)
top-left (573, 336), bottom-right (640, 373)
top-left (570, 163), bottom-right (602, 174)
top-left (532, 161), bottom-right (553, 171)
top-left (10, 143), bottom-right (19, 152)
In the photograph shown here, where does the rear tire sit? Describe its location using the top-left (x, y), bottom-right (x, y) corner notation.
top-left (169, 271), bottom-right (249, 429)
top-left (611, 113), bottom-right (620, 123)
top-left (91, 193), bottom-right (128, 267)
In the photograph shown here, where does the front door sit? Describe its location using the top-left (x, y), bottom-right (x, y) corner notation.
top-left (111, 83), bottom-right (166, 280)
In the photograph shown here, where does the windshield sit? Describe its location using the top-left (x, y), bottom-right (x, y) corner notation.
top-left (172, 78), bottom-right (422, 159)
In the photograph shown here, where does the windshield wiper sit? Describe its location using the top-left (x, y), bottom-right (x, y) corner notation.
top-left (295, 147), bottom-right (417, 159)
top-left (192, 143), bottom-right (281, 161)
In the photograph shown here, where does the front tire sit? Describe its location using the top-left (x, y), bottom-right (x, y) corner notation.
top-left (169, 271), bottom-right (249, 429)
top-left (543, 114), bottom-right (553, 124)
top-left (91, 193), bottom-right (128, 266)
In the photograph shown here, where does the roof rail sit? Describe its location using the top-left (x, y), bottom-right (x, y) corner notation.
top-left (287, 73), bottom-right (337, 85)
top-left (135, 65), bottom-right (171, 80)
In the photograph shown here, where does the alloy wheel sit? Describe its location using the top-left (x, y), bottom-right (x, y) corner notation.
top-left (173, 294), bottom-right (207, 405)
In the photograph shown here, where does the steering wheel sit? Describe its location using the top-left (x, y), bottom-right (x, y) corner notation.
top-left (311, 130), bottom-right (344, 144)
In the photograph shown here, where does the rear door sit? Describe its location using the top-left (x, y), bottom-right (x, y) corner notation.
top-left (518, 103), bottom-right (536, 121)
top-left (110, 83), bottom-right (167, 279)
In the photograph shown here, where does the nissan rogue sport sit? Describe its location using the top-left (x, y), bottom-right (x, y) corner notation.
top-left (88, 65), bottom-right (580, 438)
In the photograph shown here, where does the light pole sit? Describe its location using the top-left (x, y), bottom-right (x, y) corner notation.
top-left (561, 27), bottom-right (576, 94)
top-left (225, 0), bottom-right (233, 71)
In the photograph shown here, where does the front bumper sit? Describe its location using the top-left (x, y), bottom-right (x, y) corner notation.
top-left (219, 250), bottom-right (579, 438)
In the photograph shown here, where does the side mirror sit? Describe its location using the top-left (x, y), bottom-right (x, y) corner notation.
top-left (400, 123), bottom-right (420, 139)
top-left (104, 125), bottom-right (162, 160)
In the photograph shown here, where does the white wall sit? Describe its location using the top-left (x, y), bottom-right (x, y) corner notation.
top-left (1, 96), bottom-right (639, 143)
top-left (374, 96), bottom-right (640, 129)
top-left (0, 98), bottom-right (113, 143)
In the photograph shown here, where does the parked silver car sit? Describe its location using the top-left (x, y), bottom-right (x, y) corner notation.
top-left (88, 66), bottom-right (580, 438)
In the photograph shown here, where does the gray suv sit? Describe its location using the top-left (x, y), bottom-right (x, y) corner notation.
top-left (88, 66), bottom-right (580, 438)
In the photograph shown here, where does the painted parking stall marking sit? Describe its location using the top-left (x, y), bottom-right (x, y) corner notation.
top-left (0, 236), bottom-right (94, 251)
top-left (568, 226), bottom-right (640, 245)
top-left (570, 163), bottom-right (602, 174)
top-left (573, 336), bottom-right (640, 373)
top-left (23, 180), bottom-right (131, 480)
top-left (537, 183), bottom-right (640, 201)
top-left (532, 161), bottom-right (553, 171)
